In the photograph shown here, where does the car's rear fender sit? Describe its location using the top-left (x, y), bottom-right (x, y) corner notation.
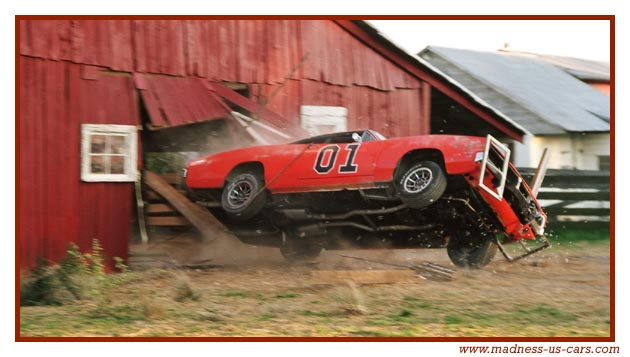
top-left (375, 136), bottom-right (486, 182)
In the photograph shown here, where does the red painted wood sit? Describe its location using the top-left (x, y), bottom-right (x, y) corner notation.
top-left (19, 57), bottom-right (137, 269)
top-left (139, 76), bottom-right (230, 128)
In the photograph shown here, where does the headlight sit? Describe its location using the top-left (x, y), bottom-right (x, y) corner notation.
top-left (474, 151), bottom-right (484, 162)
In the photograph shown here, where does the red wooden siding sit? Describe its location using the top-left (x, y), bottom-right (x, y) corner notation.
top-left (19, 56), bottom-right (137, 269)
top-left (20, 20), bottom-right (421, 92)
top-left (257, 80), bottom-right (426, 138)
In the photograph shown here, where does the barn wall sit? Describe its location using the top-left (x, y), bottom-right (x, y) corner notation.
top-left (19, 19), bottom-right (433, 268)
top-left (19, 56), bottom-right (137, 268)
top-left (20, 20), bottom-right (428, 137)
top-left (254, 79), bottom-right (426, 138)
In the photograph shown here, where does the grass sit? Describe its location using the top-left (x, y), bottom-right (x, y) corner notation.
top-left (219, 291), bottom-right (249, 298)
top-left (275, 293), bottom-right (299, 299)
top-left (20, 243), bottom-right (611, 338)
top-left (546, 227), bottom-right (610, 244)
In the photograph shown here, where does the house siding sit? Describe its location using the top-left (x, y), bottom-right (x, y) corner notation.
top-left (529, 133), bottom-right (610, 170)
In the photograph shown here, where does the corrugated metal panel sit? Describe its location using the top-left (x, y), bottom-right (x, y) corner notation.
top-left (138, 76), bottom-right (230, 129)
top-left (20, 56), bottom-right (137, 269)
top-left (20, 19), bottom-right (422, 92)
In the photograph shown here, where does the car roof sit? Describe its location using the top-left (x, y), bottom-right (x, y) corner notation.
top-left (292, 130), bottom-right (382, 144)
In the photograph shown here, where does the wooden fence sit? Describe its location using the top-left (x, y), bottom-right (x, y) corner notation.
top-left (517, 168), bottom-right (611, 229)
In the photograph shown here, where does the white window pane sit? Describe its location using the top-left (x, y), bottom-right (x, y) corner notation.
top-left (90, 156), bottom-right (106, 174)
top-left (90, 135), bottom-right (107, 154)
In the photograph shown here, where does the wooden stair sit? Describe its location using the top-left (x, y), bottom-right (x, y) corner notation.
top-left (143, 173), bottom-right (191, 227)
top-left (141, 170), bottom-right (236, 243)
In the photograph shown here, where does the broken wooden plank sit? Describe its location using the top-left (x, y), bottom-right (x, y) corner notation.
top-left (143, 170), bottom-right (237, 243)
top-left (310, 269), bottom-right (418, 285)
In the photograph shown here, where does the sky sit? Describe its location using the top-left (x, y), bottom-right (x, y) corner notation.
top-left (369, 20), bottom-right (611, 62)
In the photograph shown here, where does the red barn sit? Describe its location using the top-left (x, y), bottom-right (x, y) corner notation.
top-left (18, 18), bottom-right (525, 269)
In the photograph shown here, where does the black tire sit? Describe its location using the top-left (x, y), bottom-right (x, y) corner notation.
top-left (221, 172), bottom-right (267, 221)
top-left (279, 235), bottom-right (323, 263)
top-left (447, 230), bottom-right (498, 268)
top-left (397, 161), bottom-right (447, 209)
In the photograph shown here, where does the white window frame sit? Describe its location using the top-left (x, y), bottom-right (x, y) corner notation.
top-left (81, 124), bottom-right (137, 182)
top-left (300, 105), bottom-right (348, 136)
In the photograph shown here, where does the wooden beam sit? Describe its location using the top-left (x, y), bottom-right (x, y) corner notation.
top-left (143, 170), bottom-right (237, 243)
top-left (530, 148), bottom-right (550, 197)
top-left (146, 203), bottom-right (176, 213)
top-left (147, 216), bottom-right (191, 226)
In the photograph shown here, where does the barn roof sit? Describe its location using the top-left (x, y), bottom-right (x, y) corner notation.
top-left (419, 46), bottom-right (610, 135)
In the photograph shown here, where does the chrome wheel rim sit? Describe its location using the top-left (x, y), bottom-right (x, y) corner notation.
top-left (227, 180), bottom-right (253, 208)
top-left (403, 167), bottom-right (432, 193)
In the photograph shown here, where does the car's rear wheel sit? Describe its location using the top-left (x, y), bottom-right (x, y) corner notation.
top-left (221, 172), bottom-right (266, 221)
top-left (397, 161), bottom-right (447, 209)
top-left (446, 229), bottom-right (498, 268)
top-left (279, 234), bottom-right (323, 263)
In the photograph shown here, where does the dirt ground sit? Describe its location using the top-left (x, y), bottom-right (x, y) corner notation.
top-left (20, 231), bottom-right (611, 338)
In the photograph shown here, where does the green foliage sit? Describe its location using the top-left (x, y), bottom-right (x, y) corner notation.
top-left (114, 257), bottom-right (129, 273)
top-left (20, 239), bottom-right (127, 307)
top-left (145, 152), bottom-right (188, 174)
top-left (20, 258), bottom-right (61, 306)
top-left (56, 243), bottom-right (87, 300)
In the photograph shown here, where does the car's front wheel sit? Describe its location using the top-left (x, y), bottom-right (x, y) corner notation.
top-left (221, 172), bottom-right (266, 221)
top-left (397, 161), bottom-right (447, 209)
top-left (446, 229), bottom-right (498, 268)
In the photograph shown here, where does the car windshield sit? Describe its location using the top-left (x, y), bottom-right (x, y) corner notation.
top-left (292, 130), bottom-right (386, 144)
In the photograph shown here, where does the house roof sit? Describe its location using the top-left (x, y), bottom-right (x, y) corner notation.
top-left (500, 50), bottom-right (610, 82)
top-left (419, 46), bottom-right (610, 135)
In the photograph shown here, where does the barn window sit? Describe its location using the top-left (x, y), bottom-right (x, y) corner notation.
top-left (300, 105), bottom-right (347, 136)
top-left (81, 124), bottom-right (137, 182)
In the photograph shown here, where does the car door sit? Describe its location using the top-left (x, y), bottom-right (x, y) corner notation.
top-left (296, 140), bottom-right (383, 187)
